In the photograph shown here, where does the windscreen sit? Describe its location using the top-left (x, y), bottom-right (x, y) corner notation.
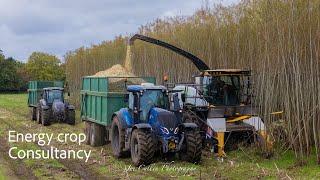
top-left (204, 76), bottom-right (240, 105)
top-left (139, 90), bottom-right (169, 122)
top-left (47, 90), bottom-right (63, 104)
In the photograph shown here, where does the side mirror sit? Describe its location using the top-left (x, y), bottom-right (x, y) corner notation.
top-left (68, 92), bottom-right (70, 96)
top-left (124, 93), bottom-right (129, 103)
top-left (181, 93), bottom-right (186, 103)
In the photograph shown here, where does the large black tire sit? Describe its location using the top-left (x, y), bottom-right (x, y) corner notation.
top-left (41, 109), bottom-right (51, 126)
top-left (90, 123), bottom-right (105, 147)
top-left (179, 129), bottom-right (202, 164)
top-left (111, 116), bottom-right (129, 158)
top-left (130, 129), bottom-right (155, 166)
top-left (29, 107), bottom-right (36, 121)
top-left (84, 121), bottom-right (91, 145)
top-left (66, 109), bottom-right (75, 125)
top-left (36, 104), bottom-right (41, 124)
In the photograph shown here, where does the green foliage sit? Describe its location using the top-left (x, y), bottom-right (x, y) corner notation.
top-left (0, 52), bottom-right (23, 92)
top-left (25, 52), bottom-right (65, 81)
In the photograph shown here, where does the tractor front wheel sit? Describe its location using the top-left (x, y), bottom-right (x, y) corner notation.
top-left (66, 109), bottom-right (75, 125)
top-left (130, 129), bottom-right (155, 166)
top-left (41, 109), bottom-right (51, 126)
top-left (179, 129), bottom-right (202, 164)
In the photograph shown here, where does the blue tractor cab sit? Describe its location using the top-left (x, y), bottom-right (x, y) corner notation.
top-left (111, 83), bottom-right (202, 166)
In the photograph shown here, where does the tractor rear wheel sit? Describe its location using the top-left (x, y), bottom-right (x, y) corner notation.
top-left (29, 107), bottom-right (36, 121)
top-left (90, 123), bottom-right (105, 147)
top-left (111, 116), bottom-right (129, 158)
top-left (36, 104), bottom-right (41, 124)
top-left (41, 109), bottom-right (51, 126)
top-left (179, 129), bottom-right (202, 164)
top-left (66, 109), bottom-right (75, 125)
top-left (130, 129), bottom-right (155, 166)
top-left (84, 121), bottom-right (91, 145)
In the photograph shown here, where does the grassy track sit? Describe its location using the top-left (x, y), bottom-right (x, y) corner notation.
top-left (0, 94), bottom-right (319, 179)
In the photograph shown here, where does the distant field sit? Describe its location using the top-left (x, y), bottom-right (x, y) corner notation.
top-left (0, 93), bottom-right (319, 179)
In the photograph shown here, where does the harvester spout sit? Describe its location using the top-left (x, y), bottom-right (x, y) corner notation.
top-left (128, 34), bottom-right (210, 71)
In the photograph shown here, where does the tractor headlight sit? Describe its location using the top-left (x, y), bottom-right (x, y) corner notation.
top-left (174, 127), bottom-right (179, 134)
top-left (160, 127), bottom-right (169, 134)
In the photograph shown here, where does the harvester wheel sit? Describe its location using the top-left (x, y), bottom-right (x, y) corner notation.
top-left (84, 121), bottom-right (91, 145)
top-left (179, 129), bottom-right (202, 164)
top-left (36, 104), bottom-right (41, 124)
top-left (29, 107), bottom-right (36, 121)
top-left (90, 123), bottom-right (105, 146)
top-left (130, 129), bottom-right (155, 166)
top-left (111, 116), bottom-right (129, 158)
top-left (41, 109), bottom-right (51, 126)
top-left (66, 109), bottom-right (75, 125)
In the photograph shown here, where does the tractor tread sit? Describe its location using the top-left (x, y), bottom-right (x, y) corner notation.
top-left (131, 129), bottom-right (155, 166)
top-left (179, 129), bottom-right (202, 163)
top-left (66, 109), bottom-right (76, 125)
top-left (41, 109), bottom-right (51, 126)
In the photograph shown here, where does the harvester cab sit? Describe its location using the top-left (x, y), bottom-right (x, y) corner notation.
top-left (127, 34), bottom-right (272, 155)
top-left (111, 83), bottom-right (202, 166)
top-left (37, 87), bottom-right (75, 126)
top-left (202, 69), bottom-right (251, 106)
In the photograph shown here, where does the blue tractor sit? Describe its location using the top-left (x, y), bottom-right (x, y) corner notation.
top-left (111, 83), bottom-right (202, 166)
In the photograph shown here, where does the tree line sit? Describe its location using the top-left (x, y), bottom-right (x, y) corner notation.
top-left (0, 51), bottom-right (65, 92)
top-left (65, 0), bottom-right (320, 164)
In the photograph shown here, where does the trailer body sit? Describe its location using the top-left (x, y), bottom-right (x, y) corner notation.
top-left (80, 77), bottom-right (156, 127)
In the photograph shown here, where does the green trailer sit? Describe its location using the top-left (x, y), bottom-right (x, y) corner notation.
top-left (80, 76), bottom-right (156, 146)
top-left (27, 81), bottom-right (64, 120)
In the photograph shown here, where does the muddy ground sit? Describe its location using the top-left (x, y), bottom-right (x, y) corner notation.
top-left (0, 94), bottom-right (319, 180)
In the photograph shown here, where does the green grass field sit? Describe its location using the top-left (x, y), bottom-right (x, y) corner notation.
top-left (0, 94), bottom-right (319, 179)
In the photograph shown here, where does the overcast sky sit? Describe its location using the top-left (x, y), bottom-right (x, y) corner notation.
top-left (0, 0), bottom-right (237, 62)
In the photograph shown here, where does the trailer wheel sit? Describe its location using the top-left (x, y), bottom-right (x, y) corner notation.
top-left (130, 129), bottom-right (155, 166)
top-left (29, 107), bottom-right (36, 121)
top-left (36, 104), bottom-right (42, 124)
top-left (66, 109), bottom-right (75, 125)
top-left (90, 123), bottom-right (105, 147)
top-left (41, 109), bottom-right (51, 126)
top-left (84, 121), bottom-right (91, 145)
top-left (111, 116), bottom-right (129, 158)
top-left (179, 129), bottom-right (202, 164)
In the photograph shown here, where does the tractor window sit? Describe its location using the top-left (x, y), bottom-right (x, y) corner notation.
top-left (139, 90), bottom-right (169, 122)
top-left (47, 90), bottom-right (63, 104)
top-left (205, 76), bottom-right (240, 105)
top-left (128, 92), bottom-right (134, 109)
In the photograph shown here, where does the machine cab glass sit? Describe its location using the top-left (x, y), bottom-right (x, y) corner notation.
top-left (139, 90), bottom-right (169, 122)
top-left (44, 89), bottom-right (64, 104)
top-left (203, 75), bottom-right (240, 106)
